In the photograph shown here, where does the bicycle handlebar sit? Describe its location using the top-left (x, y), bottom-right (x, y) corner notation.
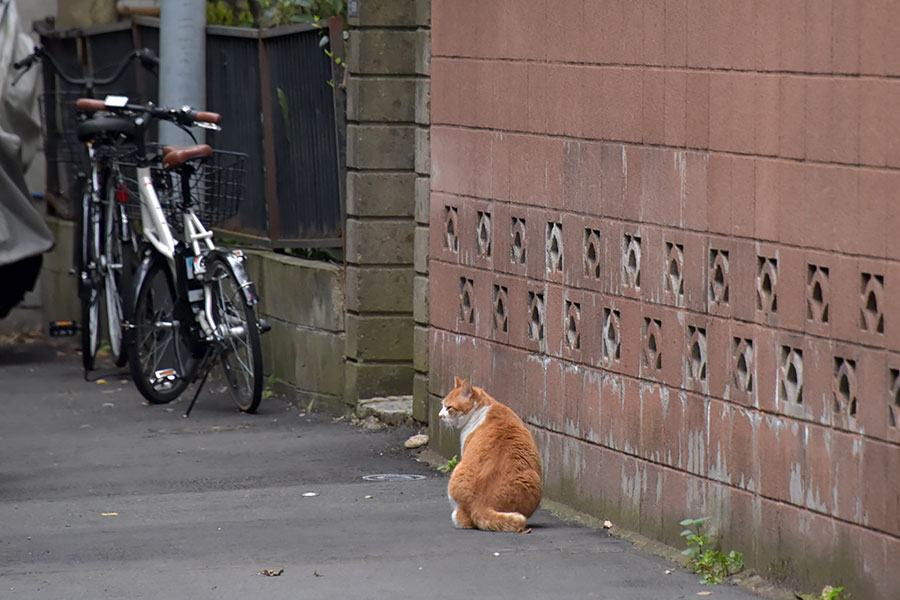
top-left (12, 45), bottom-right (159, 88)
top-left (76, 97), bottom-right (222, 130)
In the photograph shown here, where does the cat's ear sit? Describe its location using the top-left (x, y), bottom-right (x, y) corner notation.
top-left (454, 376), bottom-right (463, 388)
top-left (461, 378), bottom-right (473, 398)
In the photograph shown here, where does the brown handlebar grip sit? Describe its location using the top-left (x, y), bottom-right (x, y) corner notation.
top-left (76, 98), bottom-right (107, 112)
top-left (195, 111), bottom-right (221, 124)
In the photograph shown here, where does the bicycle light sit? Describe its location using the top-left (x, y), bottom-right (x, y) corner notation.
top-left (116, 184), bottom-right (129, 203)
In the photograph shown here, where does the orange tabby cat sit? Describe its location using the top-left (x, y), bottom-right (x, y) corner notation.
top-left (438, 377), bottom-right (542, 532)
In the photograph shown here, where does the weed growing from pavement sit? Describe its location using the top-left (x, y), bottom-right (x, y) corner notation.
top-left (679, 517), bottom-right (744, 584)
top-left (262, 374), bottom-right (277, 399)
top-left (437, 455), bottom-right (458, 473)
top-left (796, 585), bottom-right (851, 600)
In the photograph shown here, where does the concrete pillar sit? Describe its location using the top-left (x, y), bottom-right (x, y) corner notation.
top-left (343, 0), bottom-right (423, 409)
top-left (411, 0), bottom-right (430, 422)
top-left (158, 0), bottom-right (205, 145)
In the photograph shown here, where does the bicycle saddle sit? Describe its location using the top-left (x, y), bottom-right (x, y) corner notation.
top-left (76, 115), bottom-right (137, 143)
top-left (161, 144), bottom-right (213, 168)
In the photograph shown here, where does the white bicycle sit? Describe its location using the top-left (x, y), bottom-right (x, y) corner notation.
top-left (77, 96), bottom-right (267, 415)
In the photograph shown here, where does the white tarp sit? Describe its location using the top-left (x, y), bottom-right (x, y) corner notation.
top-left (0, 0), bottom-right (53, 266)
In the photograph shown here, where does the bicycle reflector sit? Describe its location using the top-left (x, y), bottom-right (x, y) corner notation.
top-left (49, 320), bottom-right (77, 337)
top-left (116, 184), bottom-right (129, 203)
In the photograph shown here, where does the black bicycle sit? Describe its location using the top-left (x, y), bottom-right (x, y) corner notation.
top-left (14, 45), bottom-right (158, 373)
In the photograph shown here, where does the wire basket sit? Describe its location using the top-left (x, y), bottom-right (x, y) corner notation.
top-left (39, 89), bottom-right (137, 168)
top-left (115, 148), bottom-right (247, 233)
top-left (39, 90), bottom-right (83, 168)
top-left (163, 149), bottom-right (247, 228)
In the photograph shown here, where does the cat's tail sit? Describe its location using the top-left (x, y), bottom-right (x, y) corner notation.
top-left (472, 508), bottom-right (528, 532)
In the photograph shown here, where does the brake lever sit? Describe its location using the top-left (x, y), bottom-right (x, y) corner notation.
top-left (11, 66), bottom-right (31, 87)
top-left (11, 54), bottom-right (36, 87)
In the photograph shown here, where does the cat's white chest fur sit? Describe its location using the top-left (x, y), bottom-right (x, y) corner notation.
top-left (459, 404), bottom-right (490, 456)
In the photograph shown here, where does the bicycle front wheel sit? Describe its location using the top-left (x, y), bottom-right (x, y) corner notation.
top-left (128, 257), bottom-right (197, 404)
top-left (207, 255), bottom-right (263, 413)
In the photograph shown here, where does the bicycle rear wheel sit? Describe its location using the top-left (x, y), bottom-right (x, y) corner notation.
top-left (128, 257), bottom-right (197, 404)
top-left (207, 255), bottom-right (263, 413)
top-left (103, 182), bottom-right (137, 367)
top-left (74, 177), bottom-right (102, 372)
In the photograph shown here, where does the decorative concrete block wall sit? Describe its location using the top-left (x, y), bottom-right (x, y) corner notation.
top-left (426, 2), bottom-right (900, 598)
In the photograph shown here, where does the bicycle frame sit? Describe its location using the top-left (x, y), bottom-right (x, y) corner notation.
top-left (135, 163), bottom-right (220, 342)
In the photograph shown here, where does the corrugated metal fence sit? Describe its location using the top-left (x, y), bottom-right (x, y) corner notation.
top-left (37, 16), bottom-right (346, 249)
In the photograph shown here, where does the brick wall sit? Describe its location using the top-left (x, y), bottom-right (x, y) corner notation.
top-left (426, 2), bottom-right (900, 598)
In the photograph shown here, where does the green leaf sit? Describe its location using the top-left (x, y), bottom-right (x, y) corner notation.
top-left (277, 87), bottom-right (290, 128)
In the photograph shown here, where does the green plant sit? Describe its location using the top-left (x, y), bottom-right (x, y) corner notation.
top-left (261, 375), bottom-right (277, 400)
top-left (256, 0), bottom-right (345, 26)
top-left (437, 455), bottom-right (458, 473)
top-left (795, 585), bottom-right (851, 600)
top-left (207, 1), bottom-right (255, 26)
top-left (206, 0), bottom-right (346, 28)
top-left (679, 517), bottom-right (744, 584)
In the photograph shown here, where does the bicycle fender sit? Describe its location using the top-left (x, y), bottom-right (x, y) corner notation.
top-left (210, 249), bottom-right (259, 306)
top-left (132, 250), bottom-right (169, 309)
top-left (132, 252), bottom-right (156, 302)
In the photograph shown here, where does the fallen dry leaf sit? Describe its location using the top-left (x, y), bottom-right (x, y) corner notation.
top-left (404, 434), bottom-right (429, 449)
top-left (258, 569), bottom-right (283, 577)
top-left (96, 379), bottom-right (107, 385)
top-left (603, 520), bottom-right (613, 529)
top-left (101, 512), bottom-right (118, 516)
top-left (697, 592), bottom-right (712, 597)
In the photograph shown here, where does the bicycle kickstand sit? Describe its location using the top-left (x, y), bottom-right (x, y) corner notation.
top-left (183, 345), bottom-right (219, 418)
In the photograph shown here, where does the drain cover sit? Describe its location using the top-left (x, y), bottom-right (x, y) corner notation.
top-left (362, 473), bottom-right (426, 482)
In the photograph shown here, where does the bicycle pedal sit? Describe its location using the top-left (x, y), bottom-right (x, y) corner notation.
top-left (152, 369), bottom-right (180, 389)
top-left (49, 320), bottom-right (78, 337)
top-left (258, 318), bottom-right (271, 334)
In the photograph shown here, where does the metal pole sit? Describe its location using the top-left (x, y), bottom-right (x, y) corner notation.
top-left (158, 0), bottom-right (205, 145)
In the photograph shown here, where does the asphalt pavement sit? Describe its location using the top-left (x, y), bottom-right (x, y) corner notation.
top-left (0, 339), bottom-right (773, 600)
